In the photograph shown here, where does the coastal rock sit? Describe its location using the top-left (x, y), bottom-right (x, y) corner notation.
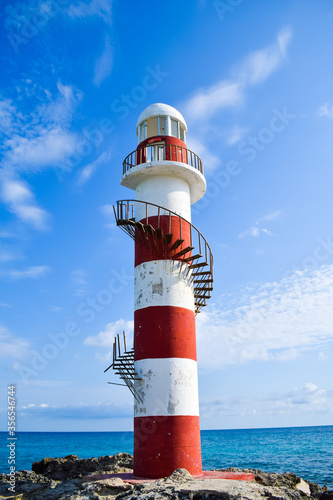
top-left (1, 454), bottom-right (332, 500)
top-left (31, 452), bottom-right (133, 480)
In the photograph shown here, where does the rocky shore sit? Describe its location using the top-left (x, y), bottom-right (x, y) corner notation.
top-left (0, 453), bottom-right (332, 500)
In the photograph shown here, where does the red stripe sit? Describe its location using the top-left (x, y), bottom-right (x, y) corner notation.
top-left (134, 306), bottom-right (196, 361)
top-left (134, 415), bottom-right (202, 478)
top-left (135, 215), bottom-right (191, 267)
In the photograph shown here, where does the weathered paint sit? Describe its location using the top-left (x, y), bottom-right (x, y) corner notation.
top-left (134, 306), bottom-right (196, 361)
top-left (135, 175), bottom-right (191, 221)
top-left (134, 260), bottom-right (194, 311)
top-left (135, 215), bottom-right (192, 266)
top-left (121, 160), bottom-right (206, 206)
top-left (134, 358), bottom-right (199, 417)
top-left (128, 103), bottom-right (204, 478)
top-left (136, 103), bottom-right (187, 136)
top-left (133, 415), bottom-right (201, 478)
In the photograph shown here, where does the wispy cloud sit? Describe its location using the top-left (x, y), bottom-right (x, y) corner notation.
top-left (1, 265), bottom-right (51, 280)
top-left (235, 26), bottom-right (292, 86)
top-left (180, 27), bottom-right (292, 172)
top-left (77, 150), bottom-right (112, 186)
top-left (0, 177), bottom-right (50, 230)
top-left (196, 264), bottom-right (333, 370)
top-left (200, 382), bottom-right (333, 420)
top-left (18, 401), bottom-right (131, 419)
top-left (65, 0), bottom-right (112, 25)
top-left (84, 319), bottom-right (134, 349)
top-left (239, 210), bottom-right (282, 238)
top-left (0, 324), bottom-right (30, 358)
top-left (318, 103), bottom-right (333, 119)
top-left (183, 27), bottom-right (292, 123)
top-left (0, 81), bottom-right (82, 229)
top-left (183, 81), bottom-right (242, 122)
top-left (71, 269), bottom-right (88, 296)
top-left (93, 36), bottom-right (114, 86)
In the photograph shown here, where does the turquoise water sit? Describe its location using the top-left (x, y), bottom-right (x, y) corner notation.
top-left (1, 426), bottom-right (332, 488)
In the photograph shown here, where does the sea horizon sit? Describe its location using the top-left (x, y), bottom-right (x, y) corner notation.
top-left (2, 423), bottom-right (332, 433)
top-left (1, 425), bottom-right (332, 488)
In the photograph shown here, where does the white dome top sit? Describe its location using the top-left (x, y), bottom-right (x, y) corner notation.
top-left (136, 103), bottom-right (187, 134)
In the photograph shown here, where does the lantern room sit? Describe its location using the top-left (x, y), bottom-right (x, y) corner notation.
top-left (136, 103), bottom-right (187, 145)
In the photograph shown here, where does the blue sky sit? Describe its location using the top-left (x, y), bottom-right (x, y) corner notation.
top-left (0, 0), bottom-right (333, 433)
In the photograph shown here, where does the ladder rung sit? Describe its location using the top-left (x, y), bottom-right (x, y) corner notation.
top-left (183, 254), bottom-right (202, 262)
top-left (170, 239), bottom-right (184, 250)
top-left (165, 233), bottom-right (173, 245)
top-left (144, 224), bottom-right (155, 234)
top-left (194, 287), bottom-right (213, 292)
top-left (193, 279), bottom-right (213, 284)
top-left (192, 271), bottom-right (212, 276)
top-left (189, 262), bottom-right (208, 269)
top-left (173, 246), bottom-right (194, 259)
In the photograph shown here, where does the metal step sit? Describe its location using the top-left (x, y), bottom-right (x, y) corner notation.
top-left (193, 278), bottom-right (213, 284)
top-left (170, 238), bottom-right (184, 250)
top-left (173, 246), bottom-right (195, 259)
top-left (144, 224), bottom-right (155, 235)
top-left (194, 287), bottom-right (213, 292)
top-left (183, 254), bottom-right (202, 262)
top-left (189, 261), bottom-right (208, 269)
top-left (165, 233), bottom-right (173, 245)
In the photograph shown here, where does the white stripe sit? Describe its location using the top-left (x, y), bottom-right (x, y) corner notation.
top-left (135, 175), bottom-right (191, 222)
top-left (121, 161), bottom-right (206, 205)
top-left (134, 260), bottom-right (194, 312)
top-left (134, 358), bottom-right (199, 417)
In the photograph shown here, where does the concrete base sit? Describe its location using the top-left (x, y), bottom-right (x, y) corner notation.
top-left (82, 471), bottom-right (255, 484)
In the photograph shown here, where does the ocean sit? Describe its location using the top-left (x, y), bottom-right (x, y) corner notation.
top-left (1, 426), bottom-right (332, 488)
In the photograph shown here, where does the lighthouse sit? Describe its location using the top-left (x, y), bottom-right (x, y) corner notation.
top-left (109, 103), bottom-right (213, 478)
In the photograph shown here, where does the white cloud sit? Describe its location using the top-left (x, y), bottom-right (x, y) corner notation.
top-left (260, 210), bottom-right (282, 222)
top-left (236, 26), bottom-right (292, 86)
top-left (239, 210), bottom-right (282, 238)
top-left (183, 81), bottom-right (243, 122)
top-left (93, 36), bottom-right (113, 86)
top-left (0, 324), bottom-right (30, 358)
top-left (0, 177), bottom-right (50, 230)
top-left (180, 27), bottom-right (292, 173)
top-left (2, 265), bottom-right (51, 280)
top-left (0, 81), bottom-right (82, 229)
top-left (226, 126), bottom-right (248, 146)
top-left (84, 319), bottom-right (134, 348)
top-left (71, 269), bottom-right (88, 296)
top-left (0, 99), bottom-right (23, 136)
top-left (77, 150), bottom-right (112, 186)
top-left (6, 129), bottom-right (77, 171)
top-left (186, 136), bottom-right (221, 173)
top-left (183, 26), bottom-right (292, 123)
top-left (18, 402), bottom-right (131, 419)
top-left (318, 103), bottom-right (333, 119)
top-left (200, 382), bottom-right (333, 420)
top-left (0, 250), bottom-right (18, 262)
top-left (100, 204), bottom-right (115, 216)
top-left (196, 264), bottom-right (333, 369)
top-left (65, 0), bottom-right (112, 25)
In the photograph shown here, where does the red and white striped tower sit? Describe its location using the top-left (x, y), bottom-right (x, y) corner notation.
top-left (115, 103), bottom-right (213, 479)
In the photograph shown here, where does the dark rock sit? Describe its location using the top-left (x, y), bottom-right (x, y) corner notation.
top-left (31, 452), bottom-right (133, 480)
top-left (1, 455), bottom-right (332, 500)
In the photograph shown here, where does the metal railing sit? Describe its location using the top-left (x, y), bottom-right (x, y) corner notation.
top-left (122, 144), bottom-right (203, 175)
top-left (114, 199), bottom-right (213, 314)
